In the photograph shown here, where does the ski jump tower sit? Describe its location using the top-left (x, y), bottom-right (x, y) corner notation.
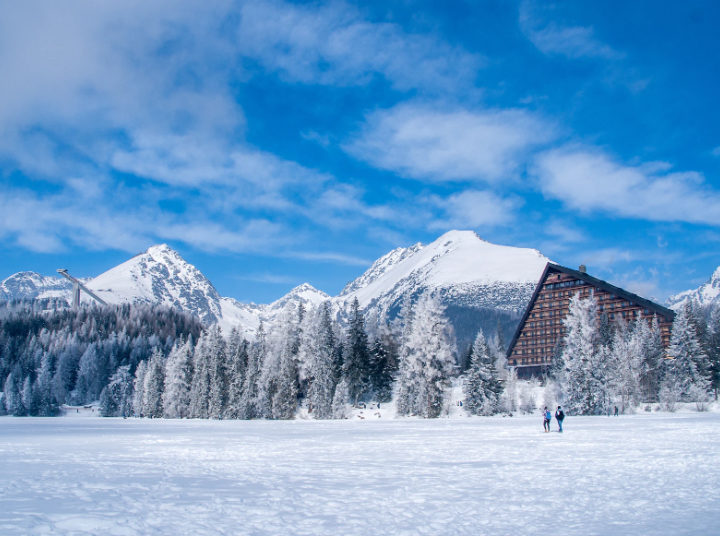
top-left (56, 269), bottom-right (107, 309)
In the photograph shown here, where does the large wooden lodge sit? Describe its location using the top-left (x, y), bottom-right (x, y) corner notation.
top-left (507, 263), bottom-right (675, 378)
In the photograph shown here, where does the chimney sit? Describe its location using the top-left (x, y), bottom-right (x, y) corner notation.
top-left (579, 264), bottom-right (587, 273)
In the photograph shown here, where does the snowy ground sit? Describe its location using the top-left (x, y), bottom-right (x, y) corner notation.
top-left (1, 412), bottom-right (719, 536)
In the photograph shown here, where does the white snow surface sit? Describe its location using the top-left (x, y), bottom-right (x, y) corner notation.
top-left (1, 412), bottom-right (719, 536)
top-left (667, 265), bottom-right (720, 310)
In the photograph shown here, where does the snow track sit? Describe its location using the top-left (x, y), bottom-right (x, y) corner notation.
top-left (1, 413), bottom-right (718, 535)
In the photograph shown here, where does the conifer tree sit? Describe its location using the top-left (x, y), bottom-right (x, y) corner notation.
top-left (143, 348), bottom-right (165, 418)
top-left (132, 360), bottom-right (147, 417)
top-left (225, 336), bottom-right (249, 419)
top-left (163, 338), bottom-right (194, 418)
top-left (306, 303), bottom-right (337, 419)
top-left (660, 304), bottom-right (711, 409)
top-left (368, 336), bottom-right (397, 403)
top-left (239, 323), bottom-right (265, 419)
top-left (396, 293), bottom-right (456, 418)
top-left (342, 298), bottom-right (371, 403)
top-left (207, 327), bottom-right (227, 419)
top-left (559, 292), bottom-right (605, 415)
top-left (189, 333), bottom-right (212, 419)
top-left (463, 331), bottom-right (502, 415)
top-left (332, 378), bottom-right (350, 419)
top-left (99, 365), bottom-right (134, 417)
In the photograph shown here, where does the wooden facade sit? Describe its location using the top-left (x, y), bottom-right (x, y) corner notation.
top-left (507, 263), bottom-right (675, 378)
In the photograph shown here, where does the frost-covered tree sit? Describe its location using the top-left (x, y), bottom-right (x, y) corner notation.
top-left (396, 293), bottom-right (456, 418)
top-left (206, 327), bottom-right (227, 419)
top-left (558, 292), bottom-right (606, 415)
top-left (609, 318), bottom-right (643, 413)
top-left (331, 378), bottom-right (350, 419)
top-left (368, 336), bottom-right (397, 403)
top-left (225, 334), bottom-right (249, 419)
top-left (143, 349), bottom-right (165, 418)
top-left (99, 365), bottom-right (134, 417)
top-left (132, 360), bottom-right (147, 417)
top-left (3, 371), bottom-right (24, 416)
top-left (162, 338), bottom-right (194, 418)
top-left (239, 323), bottom-right (266, 419)
top-left (463, 331), bottom-right (502, 416)
top-left (660, 305), bottom-right (711, 409)
top-left (639, 316), bottom-right (665, 402)
top-left (342, 298), bottom-right (371, 403)
top-left (306, 303), bottom-right (338, 419)
top-left (189, 333), bottom-right (212, 419)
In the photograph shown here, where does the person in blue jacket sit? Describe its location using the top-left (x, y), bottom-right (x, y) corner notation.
top-left (555, 406), bottom-right (565, 432)
top-left (543, 407), bottom-right (552, 432)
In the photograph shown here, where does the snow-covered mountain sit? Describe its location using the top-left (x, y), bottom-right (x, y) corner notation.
top-left (336, 230), bottom-right (550, 348)
top-left (667, 266), bottom-right (720, 310)
top-left (0, 271), bottom-right (72, 301)
top-left (339, 230), bottom-right (547, 313)
top-left (0, 231), bottom-right (550, 345)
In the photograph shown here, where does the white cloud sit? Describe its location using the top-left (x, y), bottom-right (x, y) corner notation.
top-left (533, 146), bottom-right (720, 225)
top-left (236, 0), bottom-right (483, 92)
top-left (519, 1), bottom-right (621, 60)
top-left (287, 251), bottom-right (371, 267)
top-left (429, 190), bottom-right (520, 230)
top-left (345, 103), bottom-right (554, 182)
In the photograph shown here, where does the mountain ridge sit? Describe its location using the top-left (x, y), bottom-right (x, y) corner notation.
top-left (0, 231), bottom-right (551, 343)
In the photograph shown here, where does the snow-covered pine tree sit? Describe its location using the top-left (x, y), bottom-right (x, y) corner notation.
top-left (306, 303), bottom-right (337, 419)
top-left (331, 378), bottom-right (350, 419)
top-left (225, 335), bottom-right (249, 419)
top-left (396, 293), bottom-right (456, 418)
top-left (142, 348), bottom-right (165, 418)
top-left (132, 360), bottom-right (147, 417)
top-left (99, 365), bottom-right (134, 417)
top-left (560, 292), bottom-right (605, 415)
top-left (75, 343), bottom-right (101, 403)
top-left (239, 323), bottom-right (266, 419)
top-left (189, 332), bottom-right (212, 418)
top-left (610, 317), bottom-right (643, 413)
top-left (368, 336), bottom-right (397, 403)
top-left (707, 305), bottom-right (720, 399)
top-left (162, 338), bottom-right (194, 418)
top-left (207, 327), bottom-right (227, 419)
top-left (660, 304), bottom-right (711, 409)
top-left (342, 298), bottom-right (371, 404)
top-left (463, 330), bottom-right (502, 416)
top-left (270, 305), bottom-right (303, 420)
top-left (639, 316), bottom-right (665, 403)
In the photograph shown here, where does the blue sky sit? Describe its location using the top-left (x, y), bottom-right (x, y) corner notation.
top-left (1, 0), bottom-right (719, 303)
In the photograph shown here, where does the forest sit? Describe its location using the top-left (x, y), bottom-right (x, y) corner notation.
top-left (0, 292), bottom-right (717, 419)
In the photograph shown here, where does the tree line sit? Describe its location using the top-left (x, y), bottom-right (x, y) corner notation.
top-left (1, 291), bottom-right (717, 419)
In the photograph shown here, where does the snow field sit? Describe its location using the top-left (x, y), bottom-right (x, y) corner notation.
top-left (1, 412), bottom-right (719, 535)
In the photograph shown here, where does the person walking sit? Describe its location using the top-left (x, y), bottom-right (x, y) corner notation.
top-left (555, 406), bottom-right (565, 433)
top-left (543, 406), bottom-right (551, 432)
top-left (614, 405), bottom-right (619, 417)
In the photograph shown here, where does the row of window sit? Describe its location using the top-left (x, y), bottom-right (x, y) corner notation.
top-left (544, 279), bottom-right (584, 290)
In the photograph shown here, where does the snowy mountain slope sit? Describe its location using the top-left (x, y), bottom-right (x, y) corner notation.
top-left (667, 266), bottom-right (720, 310)
top-left (338, 230), bottom-right (549, 315)
top-left (0, 271), bottom-right (71, 301)
top-left (85, 244), bottom-right (225, 324)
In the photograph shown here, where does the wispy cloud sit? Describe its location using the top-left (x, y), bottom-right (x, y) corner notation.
top-left (345, 102), bottom-right (554, 183)
top-left (519, 1), bottom-right (621, 60)
top-left (287, 251), bottom-right (371, 267)
top-left (532, 146), bottom-right (720, 225)
top-left (236, 0), bottom-right (483, 92)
